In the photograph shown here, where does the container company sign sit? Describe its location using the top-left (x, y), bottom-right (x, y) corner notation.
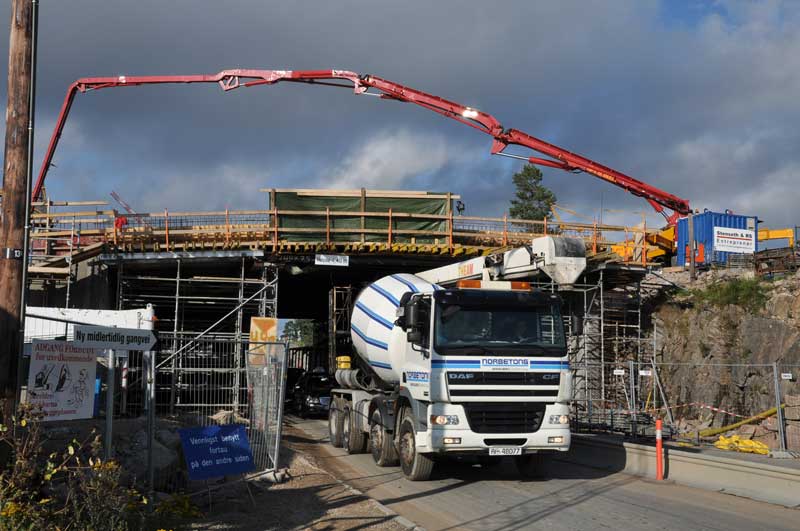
top-left (26, 340), bottom-right (97, 421)
top-left (713, 227), bottom-right (755, 254)
top-left (178, 424), bottom-right (255, 480)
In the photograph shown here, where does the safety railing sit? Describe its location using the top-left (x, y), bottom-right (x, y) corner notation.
top-left (29, 206), bottom-right (663, 261)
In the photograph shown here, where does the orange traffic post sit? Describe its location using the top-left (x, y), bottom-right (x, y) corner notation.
top-left (655, 418), bottom-right (664, 480)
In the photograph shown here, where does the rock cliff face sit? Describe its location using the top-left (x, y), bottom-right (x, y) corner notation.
top-left (651, 270), bottom-right (800, 449)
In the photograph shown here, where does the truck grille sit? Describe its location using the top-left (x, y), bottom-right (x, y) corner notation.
top-left (463, 402), bottom-right (547, 434)
top-left (450, 389), bottom-right (558, 397)
top-left (446, 372), bottom-right (560, 386)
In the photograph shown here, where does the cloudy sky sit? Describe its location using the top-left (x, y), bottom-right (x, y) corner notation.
top-left (1, 0), bottom-right (798, 228)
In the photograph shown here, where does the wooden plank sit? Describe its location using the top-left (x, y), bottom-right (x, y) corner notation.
top-left (261, 188), bottom-right (461, 199)
top-left (31, 210), bottom-right (114, 218)
top-left (28, 266), bottom-right (70, 275)
top-left (32, 200), bottom-right (109, 207)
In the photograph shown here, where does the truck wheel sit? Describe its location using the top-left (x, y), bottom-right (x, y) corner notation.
top-left (514, 453), bottom-right (545, 479)
top-left (370, 409), bottom-right (398, 466)
top-left (328, 397), bottom-right (344, 448)
top-left (343, 404), bottom-right (367, 454)
top-left (397, 410), bottom-right (434, 481)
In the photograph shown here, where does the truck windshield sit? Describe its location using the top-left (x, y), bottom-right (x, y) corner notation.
top-left (433, 291), bottom-right (566, 355)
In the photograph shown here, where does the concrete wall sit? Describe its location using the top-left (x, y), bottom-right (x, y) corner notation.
top-left (565, 434), bottom-right (800, 508)
top-left (28, 262), bottom-right (113, 309)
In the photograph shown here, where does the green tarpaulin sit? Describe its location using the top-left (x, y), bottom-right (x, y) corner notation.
top-left (271, 191), bottom-right (451, 243)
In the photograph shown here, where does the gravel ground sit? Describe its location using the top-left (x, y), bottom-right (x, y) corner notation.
top-left (177, 422), bottom-right (407, 531)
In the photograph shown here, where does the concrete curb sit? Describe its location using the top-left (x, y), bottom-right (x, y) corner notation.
top-left (567, 434), bottom-right (800, 508)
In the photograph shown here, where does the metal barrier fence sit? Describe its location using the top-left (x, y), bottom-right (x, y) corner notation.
top-left (23, 326), bottom-right (287, 496)
top-left (140, 336), bottom-right (287, 493)
top-left (571, 360), bottom-right (800, 452)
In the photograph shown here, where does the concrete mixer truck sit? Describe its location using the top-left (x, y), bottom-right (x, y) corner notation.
top-left (328, 236), bottom-right (586, 481)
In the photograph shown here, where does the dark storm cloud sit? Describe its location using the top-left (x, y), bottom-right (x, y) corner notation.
top-left (1, 0), bottom-right (799, 226)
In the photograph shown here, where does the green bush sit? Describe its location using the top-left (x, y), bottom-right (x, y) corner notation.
top-left (689, 278), bottom-right (769, 312)
top-left (0, 404), bottom-right (147, 531)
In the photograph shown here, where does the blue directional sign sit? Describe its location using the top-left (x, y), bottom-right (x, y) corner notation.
top-left (179, 424), bottom-right (255, 481)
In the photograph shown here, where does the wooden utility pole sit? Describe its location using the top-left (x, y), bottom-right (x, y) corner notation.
top-left (687, 212), bottom-right (696, 282)
top-left (0, 0), bottom-right (34, 400)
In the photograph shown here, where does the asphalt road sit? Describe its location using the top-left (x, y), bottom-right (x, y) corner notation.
top-left (289, 416), bottom-right (799, 531)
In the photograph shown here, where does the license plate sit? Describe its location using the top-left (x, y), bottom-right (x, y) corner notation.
top-left (489, 447), bottom-right (522, 456)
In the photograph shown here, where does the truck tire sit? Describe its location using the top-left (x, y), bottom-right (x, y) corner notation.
top-left (343, 404), bottom-right (367, 454)
top-left (397, 409), bottom-right (434, 481)
top-left (328, 397), bottom-right (344, 448)
top-left (370, 409), bottom-right (398, 466)
top-left (514, 453), bottom-right (545, 479)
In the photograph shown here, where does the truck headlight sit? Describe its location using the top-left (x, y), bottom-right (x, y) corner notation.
top-left (548, 414), bottom-right (569, 425)
top-left (306, 396), bottom-right (320, 404)
top-left (430, 415), bottom-right (459, 426)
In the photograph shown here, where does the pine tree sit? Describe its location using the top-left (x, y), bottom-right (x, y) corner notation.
top-left (509, 164), bottom-right (557, 220)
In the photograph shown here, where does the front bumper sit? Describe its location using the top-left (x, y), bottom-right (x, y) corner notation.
top-left (420, 402), bottom-right (571, 454)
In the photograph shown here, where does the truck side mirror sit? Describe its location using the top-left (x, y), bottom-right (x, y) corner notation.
top-left (571, 314), bottom-right (584, 336)
top-left (405, 299), bottom-right (423, 344)
top-left (405, 300), bottom-right (419, 330)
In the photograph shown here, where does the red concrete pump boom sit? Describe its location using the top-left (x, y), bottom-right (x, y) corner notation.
top-left (33, 69), bottom-right (690, 224)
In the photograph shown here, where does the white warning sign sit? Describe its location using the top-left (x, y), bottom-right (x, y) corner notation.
top-left (713, 227), bottom-right (755, 254)
top-left (27, 340), bottom-right (97, 421)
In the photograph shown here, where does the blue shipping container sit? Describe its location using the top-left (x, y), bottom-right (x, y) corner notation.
top-left (676, 210), bottom-right (758, 266)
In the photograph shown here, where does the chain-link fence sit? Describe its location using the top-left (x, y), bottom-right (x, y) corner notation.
top-left (571, 360), bottom-right (800, 452)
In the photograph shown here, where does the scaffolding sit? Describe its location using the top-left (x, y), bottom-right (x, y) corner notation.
top-left (532, 264), bottom-right (664, 429)
top-left (113, 252), bottom-right (277, 335)
top-left (328, 285), bottom-right (354, 370)
top-left (107, 251), bottom-right (279, 415)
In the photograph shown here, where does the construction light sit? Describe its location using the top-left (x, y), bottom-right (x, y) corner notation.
top-left (462, 108), bottom-right (479, 119)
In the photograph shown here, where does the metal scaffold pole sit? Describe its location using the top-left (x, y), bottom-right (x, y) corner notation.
top-left (169, 259), bottom-right (181, 414)
top-left (233, 257), bottom-right (245, 410)
top-left (773, 362), bottom-right (787, 453)
top-left (599, 270), bottom-right (605, 408)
